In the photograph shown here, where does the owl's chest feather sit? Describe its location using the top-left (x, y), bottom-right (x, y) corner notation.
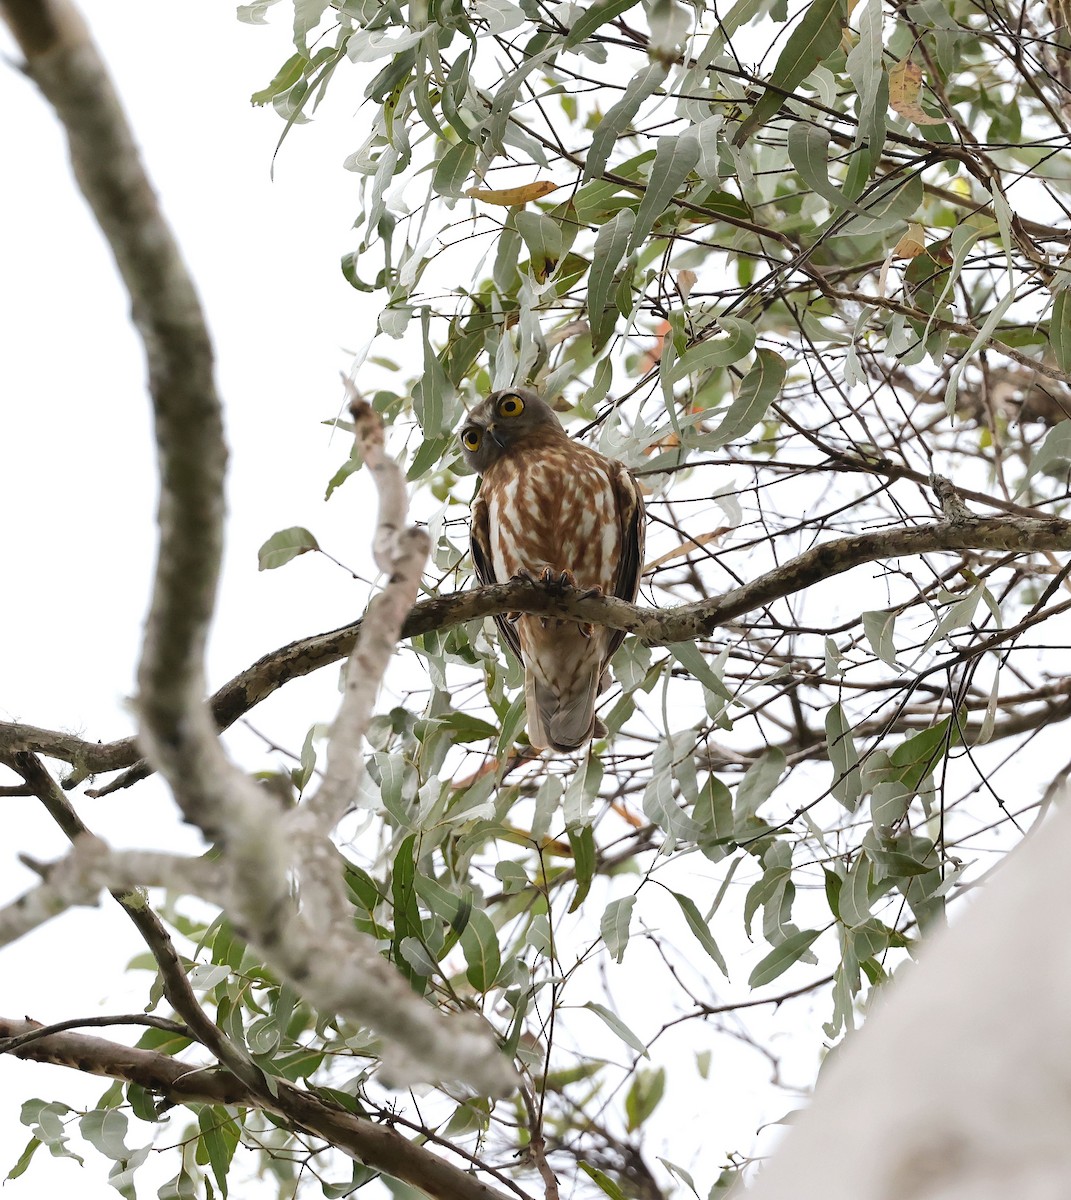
top-left (484, 450), bottom-right (619, 591)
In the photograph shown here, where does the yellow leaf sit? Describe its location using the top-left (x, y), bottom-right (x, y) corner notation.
top-left (888, 59), bottom-right (946, 126)
top-left (643, 529), bottom-right (729, 572)
top-left (465, 181), bottom-right (560, 206)
top-left (893, 222), bottom-right (927, 259)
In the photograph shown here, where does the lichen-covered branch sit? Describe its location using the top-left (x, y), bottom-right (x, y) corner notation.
top-left (301, 380), bottom-right (432, 836)
top-left (1, 0), bottom-right (510, 1094)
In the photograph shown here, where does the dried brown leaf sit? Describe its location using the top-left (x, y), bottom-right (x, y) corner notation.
top-left (465, 181), bottom-right (560, 206)
top-left (888, 59), bottom-right (946, 126)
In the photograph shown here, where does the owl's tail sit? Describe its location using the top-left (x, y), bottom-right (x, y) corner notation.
top-left (525, 664), bottom-right (602, 753)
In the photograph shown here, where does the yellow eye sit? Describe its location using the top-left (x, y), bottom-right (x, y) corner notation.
top-left (497, 393), bottom-right (525, 418)
top-left (462, 428), bottom-right (481, 451)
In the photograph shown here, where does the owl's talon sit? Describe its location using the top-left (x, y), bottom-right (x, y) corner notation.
top-left (579, 623), bottom-right (594, 639)
top-left (531, 567), bottom-right (577, 594)
top-left (507, 611), bottom-right (521, 623)
top-left (576, 585), bottom-right (604, 600)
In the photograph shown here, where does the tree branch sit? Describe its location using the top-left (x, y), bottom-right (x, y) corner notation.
top-left (1, 0), bottom-right (510, 1094)
top-left (5, 511), bottom-right (1071, 794)
top-left (0, 1017), bottom-right (519, 1200)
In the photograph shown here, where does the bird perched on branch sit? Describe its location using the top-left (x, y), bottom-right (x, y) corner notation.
top-left (459, 387), bottom-right (646, 753)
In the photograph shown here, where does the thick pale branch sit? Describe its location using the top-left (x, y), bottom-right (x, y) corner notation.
top-left (0, 1018), bottom-right (519, 1200)
top-left (0, 0), bottom-right (239, 831)
top-left (303, 383), bottom-right (432, 835)
top-left (2, 0), bottom-right (511, 1094)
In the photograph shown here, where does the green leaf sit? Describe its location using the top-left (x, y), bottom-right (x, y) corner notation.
top-left (625, 1066), bottom-right (666, 1132)
top-left (787, 122), bottom-right (879, 220)
top-left (669, 890), bottom-right (729, 977)
top-left (568, 823), bottom-right (597, 913)
top-left (693, 773), bottom-right (735, 855)
top-left (644, 743), bottom-right (703, 843)
top-left (862, 609), bottom-right (899, 668)
top-left (21, 1100), bottom-right (81, 1165)
top-left (391, 835), bottom-right (428, 993)
top-left (586, 63), bottom-right (669, 180)
top-left (601, 895), bottom-right (637, 962)
top-left (459, 908), bottom-right (502, 991)
top-left (839, 852), bottom-right (873, 927)
top-left (412, 308), bottom-right (452, 438)
top-left (414, 872), bottom-right (468, 928)
top-left (667, 642), bottom-right (734, 703)
top-left (734, 0), bottom-right (846, 144)
top-left (79, 1108), bottom-right (130, 1161)
top-left (669, 318), bottom-right (757, 381)
top-left (694, 347), bottom-right (787, 447)
top-left (515, 211), bottom-right (563, 277)
top-left (197, 1107), bottom-right (239, 1198)
top-left (432, 140), bottom-right (477, 199)
top-left (565, 0), bottom-right (644, 47)
top-left (563, 754), bottom-right (603, 828)
top-left (435, 712), bottom-right (499, 743)
top-left (1051, 289), bottom-right (1071, 374)
top-left (5, 1136), bottom-right (41, 1182)
top-left (734, 746), bottom-right (786, 824)
top-left (580, 1162), bottom-right (630, 1200)
top-left (1017, 418), bottom-right (1071, 496)
top-left (583, 1002), bottom-right (649, 1057)
top-left (825, 702), bottom-right (862, 810)
top-left (588, 209), bottom-right (636, 350)
top-left (748, 927), bottom-right (822, 988)
top-left (626, 132), bottom-right (701, 253)
top-left (823, 867), bottom-right (842, 919)
top-left (344, 863), bottom-right (390, 938)
top-left (257, 526), bottom-right (319, 570)
top-left (293, 0), bottom-right (330, 50)
top-left (887, 718), bottom-right (953, 794)
top-left (251, 53), bottom-right (306, 106)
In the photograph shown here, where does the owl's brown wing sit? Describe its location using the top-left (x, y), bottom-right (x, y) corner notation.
top-left (470, 487), bottom-right (524, 664)
top-left (606, 462), bottom-right (646, 661)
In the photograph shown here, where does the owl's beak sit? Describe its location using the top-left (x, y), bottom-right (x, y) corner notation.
top-left (487, 424), bottom-right (505, 449)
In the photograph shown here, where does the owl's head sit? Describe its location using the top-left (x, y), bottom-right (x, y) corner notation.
top-left (458, 387), bottom-right (563, 474)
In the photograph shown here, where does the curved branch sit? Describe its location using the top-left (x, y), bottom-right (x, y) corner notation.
top-left (0, 1017), bottom-right (519, 1200)
top-left (5, 512), bottom-right (1071, 793)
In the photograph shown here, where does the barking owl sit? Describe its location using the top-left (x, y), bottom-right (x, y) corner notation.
top-left (459, 388), bottom-right (646, 753)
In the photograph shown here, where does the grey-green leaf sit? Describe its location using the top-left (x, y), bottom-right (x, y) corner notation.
top-left (825, 702), bottom-right (862, 810)
top-left (588, 209), bottom-right (637, 351)
top-left (601, 895), bottom-right (637, 963)
top-left (733, 0), bottom-right (846, 144)
top-left (583, 1001), bottom-right (650, 1057)
top-left (696, 347), bottom-right (787, 448)
top-left (586, 63), bottom-right (669, 180)
top-left (459, 908), bottom-right (502, 991)
top-left (257, 526), bottom-right (319, 571)
top-left (670, 890), bottom-right (729, 976)
top-left (748, 927), bottom-right (822, 988)
top-left (626, 132), bottom-right (701, 253)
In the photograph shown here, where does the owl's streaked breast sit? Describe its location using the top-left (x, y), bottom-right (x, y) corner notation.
top-left (484, 446), bottom-right (619, 593)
